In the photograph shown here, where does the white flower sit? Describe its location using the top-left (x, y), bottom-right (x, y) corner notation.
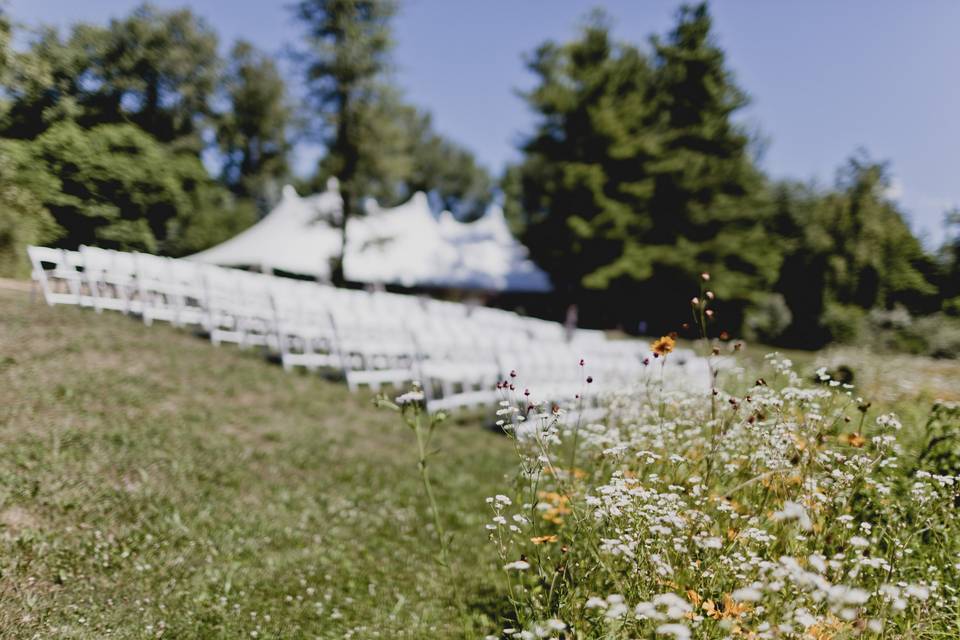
top-left (545, 619), bottom-right (566, 631)
top-left (504, 560), bottom-right (530, 571)
top-left (585, 597), bottom-right (608, 610)
top-left (653, 593), bottom-right (692, 619)
top-left (849, 536), bottom-right (870, 548)
top-left (656, 623), bottom-right (691, 640)
top-left (772, 500), bottom-right (812, 531)
top-left (732, 587), bottom-right (763, 602)
top-left (905, 584), bottom-right (930, 600)
top-left (395, 390), bottom-right (424, 405)
top-left (828, 585), bottom-right (869, 605)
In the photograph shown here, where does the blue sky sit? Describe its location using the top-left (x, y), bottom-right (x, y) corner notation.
top-left (7, 0), bottom-right (960, 244)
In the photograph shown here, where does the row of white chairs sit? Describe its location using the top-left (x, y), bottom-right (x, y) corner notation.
top-left (27, 245), bottom-right (711, 415)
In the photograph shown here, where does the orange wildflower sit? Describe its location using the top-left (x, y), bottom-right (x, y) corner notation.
top-left (839, 432), bottom-right (867, 448)
top-left (651, 335), bottom-right (676, 357)
top-left (530, 535), bottom-right (558, 545)
top-left (703, 594), bottom-right (751, 621)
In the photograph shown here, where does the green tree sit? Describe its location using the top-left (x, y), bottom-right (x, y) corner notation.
top-left (0, 140), bottom-right (61, 277)
top-left (504, 15), bottom-right (660, 312)
top-left (402, 107), bottom-right (493, 220)
top-left (0, 4), bottom-right (10, 76)
top-left (643, 3), bottom-right (778, 326)
top-left (940, 209), bottom-right (960, 311)
top-left (774, 155), bottom-right (937, 345)
top-left (216, 40), bottom-right (291, 211)
top-left (21, 121), bottom-right (245, 254)
top-left (505, 5), bottom-right (775, 330)
top-left (295, 0), bottom-right (406, 282)
top-left (0, 9), bottom-right (62, 276)
top-left (1, 4), bottom-right (220, 152)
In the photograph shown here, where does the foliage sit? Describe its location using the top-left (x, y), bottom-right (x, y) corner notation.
top-left (774, 156), bottom-right (938, 347)
top-left (19, 121), bottom-right (247, 254)
top-left (481, 350), bottom-right (960, 638)
top-left (939, 209), bottom-right (960, 305)
top-left (861, 307), bottom-right (960, 360)
top-left (216, 40), bottom-right (291, 210)
top-left (163, 183), bottom-right (258, 257)
top-left (0, 4), bottom-right (256, 262)
top-left (402, 107), bottom-right (494, 221)
top-left (742, 292), bottom-right (792, 344)
top-left (505, 5), bottom-right (779, 331)
top-left (0, 140), bottom-right (60, 276)
top-left (1, 3), bottom-right (220, 152)
top-left (296, 0), bottom-right (403, 279)
top-left (296, 0), bottom-right (495, 281)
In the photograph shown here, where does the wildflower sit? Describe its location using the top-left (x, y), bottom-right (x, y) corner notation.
top-left (530, 535), bottom-right (558, 545)
top-left (653, 593), bottom-right (692, 619)
top-left (839, 433), bottom-right (867, 448)
top-left (656, 623), bottom-right (691, 639)
top-left (701, 272), bottom-right (710, 281)
top-left (848, 536), bottom-right (869, 548)
top-left (731, 587), bottom-right (763, 602)
top-left (703, 594), bottom-right (751, 620)
top-left (905, 584), bottom-right (930, 600)
top-left (651, 335), bottom-right (676, 357)
top-left (504, 560), bottom-right (530, 571)
top-left (772, 501), bottom-right (813, 531)
top-left (395, 389), bottom-right (424, 405)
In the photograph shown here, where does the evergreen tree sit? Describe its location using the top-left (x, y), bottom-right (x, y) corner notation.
top-left (505, 5), bottom-right (775, 330)
top-left (217, 40), bottom-right (291, 211)
top-left (774, 154), bottom-right (937, 345)
top-left (295, 0), bottom-right (406, 282)
top-left (643, 3), bottom-right (778, 326)
top-left (504, 14), bottom-right (660, 322)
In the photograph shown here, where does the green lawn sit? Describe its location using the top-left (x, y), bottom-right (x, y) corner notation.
top-left (0, 288), bottom-right (515, 638)
top-left (2, 287), bottom-right (958, 638)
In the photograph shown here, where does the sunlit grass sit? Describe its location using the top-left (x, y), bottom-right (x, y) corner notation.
top-left (0, 289), bottom-right (515, 638)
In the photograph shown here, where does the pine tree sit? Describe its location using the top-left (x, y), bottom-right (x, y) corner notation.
top-left (504, 14), bottom-right (660, 319)
top-left (505, 5), bottom-right (777, 331)
top-left (643, 3), bottom-right (778, 326)
top-left (217, 40), bottom-right (292, 211)
top-left (296, 0), bottom-right (406, 282)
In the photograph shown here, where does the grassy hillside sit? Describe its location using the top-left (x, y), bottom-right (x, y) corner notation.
top-left (2, 286), bottom-right (959, 638)
top-left (0, 288), bottom-right (515, 638)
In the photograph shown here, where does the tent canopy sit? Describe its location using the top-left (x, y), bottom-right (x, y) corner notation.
top-left (189, 181), bottom-right (551, 292)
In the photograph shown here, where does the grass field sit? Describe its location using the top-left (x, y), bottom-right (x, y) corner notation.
top-left (2, 286), bottom-right (959, 638)
top-left (0, 287), bottom-right (516, 638)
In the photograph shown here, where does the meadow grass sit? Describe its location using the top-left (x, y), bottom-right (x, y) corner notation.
top-left (1, 286), bottom-right (959, 639)
top-left (0, 288), bottom-right (515, 638)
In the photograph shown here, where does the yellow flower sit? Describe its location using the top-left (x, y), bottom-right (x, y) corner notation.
top-left (530, 535), bottom-right (558, 545)
top-left (703, 594), bottom-right (751, 621)
top-left (651, 335), bottom-right (676, 357)
top-left (839, 432), bottom-right (867, 448)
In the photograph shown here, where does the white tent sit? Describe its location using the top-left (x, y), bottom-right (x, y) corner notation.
top-left (188, 181), bottom-right (551, 292)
